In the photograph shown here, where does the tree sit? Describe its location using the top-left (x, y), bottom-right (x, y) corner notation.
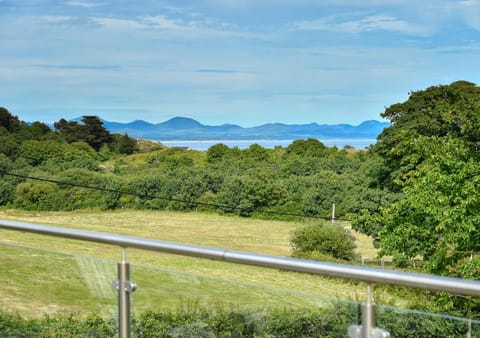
top-left (81, 116), bottom-right (113, 151)
top-left (361, 81), bottom-right (480, 279)
top-left (28, 121), bottom-right (52, 139)
top-left (54, 116), bottom-right (113, 151)
top-left (377, 137), bottom-right (480, 276)
top-left (57, 142), bottom-right (98, 171)
top-left (0, 107), bottom-right (22, 132)
top-left (372, 81), bottom-right (480, 190)
top-left (54, 118), bottom-right (84, 143)
top-left (0, 127), bottom-right (19, 157)
top-left (301, 171), bottom-right (348, 217)
top-left (14, 181), bottom-right (60, 210)
top-left (206, 143), bottom-right (231, 163)
top-left (0, 154), bottom-right (16, 206)
top-left (0, 108), bottom-right (53, 150)
top-left (215, 168), bottom-right (288, 216)
top-left (285, 138), bottom-right (327, 157)
top-left (18, 140), bottom-right (63, 166)
top-left (238, 144), bottom-right (271, 169)
top-left (114, 133), bottom-right (138, 154)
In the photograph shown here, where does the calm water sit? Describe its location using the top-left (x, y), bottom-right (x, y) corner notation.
top-left (160, 139), bottom-right (376, 151)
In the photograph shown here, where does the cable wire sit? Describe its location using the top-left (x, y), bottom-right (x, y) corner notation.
top-left (0, 170), bottom-right (351, 221)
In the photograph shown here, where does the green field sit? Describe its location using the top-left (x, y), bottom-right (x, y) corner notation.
top-left (0, 209), bottom-right (399, 318)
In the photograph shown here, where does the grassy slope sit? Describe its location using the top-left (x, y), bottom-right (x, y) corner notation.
top-left (0, 209), bottom-right (398, 318)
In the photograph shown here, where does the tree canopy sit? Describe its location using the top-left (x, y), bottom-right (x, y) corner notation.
top-left (373, 80), bottom-right (480, 190)
top-left (358, 81), bottom-right (480, 280)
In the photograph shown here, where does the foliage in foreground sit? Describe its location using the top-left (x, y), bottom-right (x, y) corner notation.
top-left (1, 305), bottom-right (478, 338)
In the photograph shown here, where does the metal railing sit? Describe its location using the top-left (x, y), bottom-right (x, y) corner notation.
top-left (1, 219), bottom-right (480, 337)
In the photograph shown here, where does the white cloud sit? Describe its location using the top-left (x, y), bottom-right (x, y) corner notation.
top-left (92, 17), bottom-right (147, 31)
top-left (91, 15), bottom-right (203, 34)
top-left (459, 0), bottom-right (480, 30)
top-left (202, 0), bottom-right (253, 9)
top-left (433, 41), bottom-right (480, 54)
top-left (142, 16), bottom-right (184, 30)
top-left (38, 16), bottom-right (72, 23)
top-left (203, 0), bottom-right (421, 9)
top-left (294, 14), bottom-right (431, 36)
top-left (65, 1), bottom-right (102, 8)
top-left (90, 14), bottom-right (266, 40)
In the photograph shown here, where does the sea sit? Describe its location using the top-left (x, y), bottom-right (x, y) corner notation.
top-left (159, 138), bottom-right (376, 151)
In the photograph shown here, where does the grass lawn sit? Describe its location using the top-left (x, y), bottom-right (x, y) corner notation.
top-left (0, 209), bottom-right (399, 318)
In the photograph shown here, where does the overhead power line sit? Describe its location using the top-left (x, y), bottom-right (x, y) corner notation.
top-left (0, 170), bottom-right (350, 221)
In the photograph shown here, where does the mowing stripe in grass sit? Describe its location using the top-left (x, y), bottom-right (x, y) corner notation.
top-left (75, 256), bottom-right (116, 299)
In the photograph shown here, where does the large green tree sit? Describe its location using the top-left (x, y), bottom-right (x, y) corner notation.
top-left (0, 107), bottom-right (22, 132)
top-left (373, 80), bottom-right (480, 190)
top-left (377, 137), bottom-right (480, 275)
top-left (360, 81), bottom-right (480, 278)
top-left (81, 116), bottom-right (113, 151)
top-left (0, 108), bottom-right (53, 158)
top-left (54, 116), bottom-right (113, 151)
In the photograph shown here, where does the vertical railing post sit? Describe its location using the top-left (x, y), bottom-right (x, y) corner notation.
top-left (114, 247), bottom-right (136, 338)
top-left (361, 286), bottom-right (375, 338)
top-left (348, 286), bottom-right (390, 338)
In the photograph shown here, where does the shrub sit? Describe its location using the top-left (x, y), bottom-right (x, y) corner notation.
top-left (18, 140), bottom-right (62, 166)
top-left (13, 181), bottom-right (61, 210)
top-left (1, 305), bottom-right (476, 337)
top-left (291, 221), bottom-right (357, 261)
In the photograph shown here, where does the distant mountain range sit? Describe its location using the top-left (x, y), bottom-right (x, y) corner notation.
top-left (98, 116), bottom-right (389, 140)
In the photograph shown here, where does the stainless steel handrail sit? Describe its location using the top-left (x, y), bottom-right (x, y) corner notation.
top-left (1, 219), bottom-right (480, 297)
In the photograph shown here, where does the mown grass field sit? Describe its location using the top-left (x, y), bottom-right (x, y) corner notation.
top-left (0, 209), bottom-right (398, 318)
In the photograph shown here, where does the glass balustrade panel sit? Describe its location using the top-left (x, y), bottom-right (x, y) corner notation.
top-left (0, 242), bottom-right (118, 336)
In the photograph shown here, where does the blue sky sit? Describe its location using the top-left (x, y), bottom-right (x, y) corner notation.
top-left (1, 0), bottom-right (479, 127)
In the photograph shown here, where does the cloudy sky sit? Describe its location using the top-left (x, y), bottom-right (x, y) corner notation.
top-left (1, 0), bottom-right (479, 126)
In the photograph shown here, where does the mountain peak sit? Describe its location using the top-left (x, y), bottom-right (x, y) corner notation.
top-left (357, 120), bottom-right (389, 128)
top-left (161, 116), bottom-right (203, 129)
top-left (127, 120), bottom-right (154, 127)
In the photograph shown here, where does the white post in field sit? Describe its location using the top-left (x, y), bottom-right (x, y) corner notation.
top-left (332, 203), bottom-right (335, 224)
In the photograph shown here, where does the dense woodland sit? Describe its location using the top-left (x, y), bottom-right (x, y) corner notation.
top-left (1, 81), bottom-right (480, 317)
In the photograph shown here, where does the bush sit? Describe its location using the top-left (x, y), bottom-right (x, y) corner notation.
top-left (1, 305), bottom-right (477, 337)
top-left (378, 306), bottom-right (473, 337)
top-left (291, 221), bottom-right (357, 261)
top-left (0, 155), bottom-right (17, 206)
top-left (13, 181), bottom-right (61, 210)
top-left (0, 312), bottom-right (116, 337)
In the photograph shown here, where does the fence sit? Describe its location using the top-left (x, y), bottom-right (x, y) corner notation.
top-left (1, 219), bottom-right (479, 337)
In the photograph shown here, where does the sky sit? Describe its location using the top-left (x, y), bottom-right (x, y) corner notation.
top-left (1, 1), bottom-right (479, 127)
